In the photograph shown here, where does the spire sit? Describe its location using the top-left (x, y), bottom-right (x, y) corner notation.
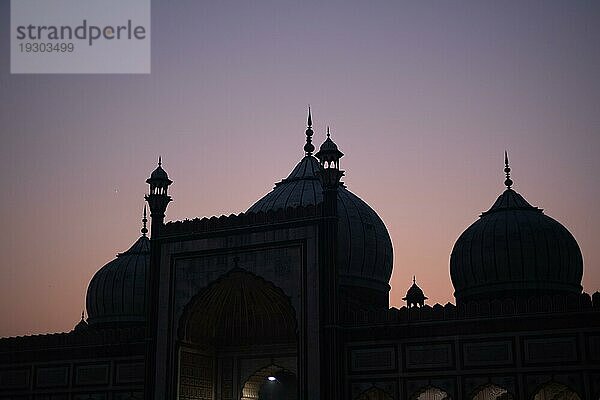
top-left (304, 106), bottom-right (315, 156)
top-left (141, 205), bottom-right (148, 237)
top-left (504, 150), bottom-right (513, 189)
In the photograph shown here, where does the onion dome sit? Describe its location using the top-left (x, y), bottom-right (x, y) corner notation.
top-left (247, 112), bottom-right (393, 302)
top-left (450, 153), bottom-right (583, 303)
top-left (402, 276), bottom-right (428, 308)
top-left (86, 209), bottom-right (150, 325)
top-left (149, 157), bottom-right (170, 181)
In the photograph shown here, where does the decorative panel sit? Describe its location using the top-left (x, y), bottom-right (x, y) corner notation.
top-left (114, 393), bottom-right (144, 400)
top-left (463, 340), bottom-right (513, 367)
top-left (75, 364), bottom-right (109, 386)
top-left (405, 343), bottom-right (453, 369)
top-left (35, 365), bottom-right (69, 388)
top-left (0, 368), bottom-right (30, 389)
top-left (115, 362), bottom-right (144, 384)
top-left (350, 347), bottom-right (396, 372)
top-left (524, 337), bottom-right (577, 364)
top-left (34, 395), bottom-right (69, 400)
top-left (179, 351), bottom-right (214, 400)
top-left (73, 394), bottom-right (107, 400)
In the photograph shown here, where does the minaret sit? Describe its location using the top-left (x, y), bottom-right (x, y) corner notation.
top-left (315, 126), bottom-right (344, 399)
top-left (144, 158), bottom-right (172, 397)
top-left (144, 157), bottom-right (172, 239)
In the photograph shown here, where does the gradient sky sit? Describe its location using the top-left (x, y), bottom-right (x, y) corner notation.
top-left (1, 1), bottom-right (599, 337)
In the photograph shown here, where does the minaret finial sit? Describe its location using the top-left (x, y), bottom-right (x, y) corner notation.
top-left (304, 106), bottom-right (315, 156)
top-left (504, 150), bottom-right (513, 189)
top-left (413, 275), bottom-right (416, 284)
top-left (158, 156), bottom-right (162, 167)
top-left (141, 205), bottom-right (148, 236)
top-left (326, 126), bottom-right (330, 138)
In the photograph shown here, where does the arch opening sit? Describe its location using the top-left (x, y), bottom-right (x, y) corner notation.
top-left (533, 382), bottom-right (582, 400)
top-left (241, 364), bottom-right (297, 400)
top-left (177, 269), bottom-right (298, 400)
top-left (410, 386), bottom-right (452, 400)
top-left (472, 384), bottom-right (513, 400)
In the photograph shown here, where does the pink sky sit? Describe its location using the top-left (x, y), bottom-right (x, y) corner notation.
top-left (1, 1), bottom-right (599, 337)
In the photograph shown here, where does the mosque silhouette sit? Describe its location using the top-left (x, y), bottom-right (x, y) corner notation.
top-left (1, 110), bottom-right (599, 399)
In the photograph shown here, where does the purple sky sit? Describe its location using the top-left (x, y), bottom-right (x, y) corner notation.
top-left (1, 1), bottom-right (599, 337)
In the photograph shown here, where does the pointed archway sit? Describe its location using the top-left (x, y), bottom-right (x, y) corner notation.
top-left (532, 382), bottom-right (581, 400)
top-left (410, 386), bottom-right (452, 400)
top-left (240, 364), bottom-right (297, 400)
top-left (177, 268), bottom-right (298, 400)
top-left (471, 384), bottom-right (513, 400)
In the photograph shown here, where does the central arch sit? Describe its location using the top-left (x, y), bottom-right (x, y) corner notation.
top-left (177, 268), bottom-right (298, 400)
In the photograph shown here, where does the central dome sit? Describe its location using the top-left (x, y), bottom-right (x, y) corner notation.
top-left (248, 155), bottom-right (393, 296)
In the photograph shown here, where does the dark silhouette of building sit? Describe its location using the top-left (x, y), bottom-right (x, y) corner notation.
top-left (1, 110), bottom-right (599, 399)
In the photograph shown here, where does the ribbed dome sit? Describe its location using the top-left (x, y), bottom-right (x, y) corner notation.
top-left (450, 188), bottom-right (583, 303)
top-left (248, 155), bottom-right (393, 293)
top-left (86, 235), bottom-right (150, 325)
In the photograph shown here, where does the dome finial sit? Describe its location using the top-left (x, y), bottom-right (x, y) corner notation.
top-left (81, 310), bottom-right (84, 320)
top-left (304, 106), bottom-right (315, 156)
top-left (413, 275), bottom-right (416, 284)
top-left (504, 150), bottom-right (513, 189)
top-left (327, 126), bottom-right (330, 138)
top-left (141, 205), bottom-right (148, 237)
top-left (158, 156), bottom-right (162, 167)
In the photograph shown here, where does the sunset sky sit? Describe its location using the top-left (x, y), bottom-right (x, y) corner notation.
top-left (1, 1), bottom-right (599, 337)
